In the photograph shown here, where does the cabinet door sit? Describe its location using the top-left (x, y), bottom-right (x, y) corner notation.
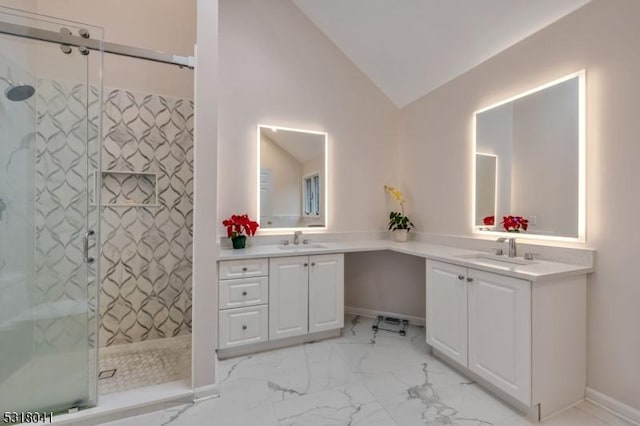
top-left (426, 260), bottom-right (468, 367)
top-left (309, 254), bottom-right (344, 333)
top-left (269, 256), bottom-right (309, 340)
top-left (468, 269), bottom-right (531, 405)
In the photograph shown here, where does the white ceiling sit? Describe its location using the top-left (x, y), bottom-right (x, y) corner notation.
top-left (292, 0), bottom-right (591, 108)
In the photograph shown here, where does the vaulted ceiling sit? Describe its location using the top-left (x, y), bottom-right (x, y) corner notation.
top-left (292, 0), bottom-right (591, 107)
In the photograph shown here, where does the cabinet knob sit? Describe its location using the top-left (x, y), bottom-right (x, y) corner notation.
top-left (242, 267), bottom-right (248, 272)
top-left (304, 263), bottom-right (308, 267)
top-left (242, 291), bottom-right (247, 296)
top-left (458, 275), bottom-right (465, 280)
top-left (311, 262), bottom-right (316, 267)
top-left (467, 277), bottom-right (474, 283)
top-left (242, 325), bottom-right (247, 330)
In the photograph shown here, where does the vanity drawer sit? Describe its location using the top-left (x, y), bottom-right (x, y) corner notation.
top-left (219, 305), bottom-right (268, 349)
top-left (219, 258), bottom-right (268, 279)
top-left (219, 276), bottom-right (268, 309)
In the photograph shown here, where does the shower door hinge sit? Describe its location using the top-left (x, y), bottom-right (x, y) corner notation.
top-left (59, 27), bottom-right (90, 55)
top-left (59, 27), bottom-right (72, 54)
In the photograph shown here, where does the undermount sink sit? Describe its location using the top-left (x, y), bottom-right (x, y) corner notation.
top-left (456, 253), bottom-right (536, 265)
top-left (278, 243), bottom-right (328, 250)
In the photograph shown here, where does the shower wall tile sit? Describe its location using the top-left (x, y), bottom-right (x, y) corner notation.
top-left (32, 80), bottom-right (100, 354)
top-left (4, 78), bottom-right (190, 352)
top-left (99, 88), bottom-right (194, 347)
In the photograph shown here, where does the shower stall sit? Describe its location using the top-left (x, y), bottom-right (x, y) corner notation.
top-left (0, 8), bottom-right (103, 413)
top-left (0, 4), bottom-right (194, 416)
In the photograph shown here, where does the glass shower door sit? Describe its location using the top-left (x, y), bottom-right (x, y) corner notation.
top-left (0, 8), bottom-right (102, 413)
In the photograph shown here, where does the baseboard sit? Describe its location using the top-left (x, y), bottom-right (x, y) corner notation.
top-left (217, 328), bottom-right (341, 360)
top-left (345, 306), bottom-right (426, 326)
top-left (585, 387), bottom-right (640, 425)
top-left (194, 384), bottom-right (218, 401)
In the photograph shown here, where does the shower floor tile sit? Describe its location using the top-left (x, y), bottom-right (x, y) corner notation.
top-left (98, 335), bottom-right (191, 395)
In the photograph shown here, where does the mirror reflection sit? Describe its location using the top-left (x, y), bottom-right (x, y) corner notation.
top-left (258, 125), bottom-right (326, 229)
top-left (475, 72), bottom-right (583, 238)
top-left (475, 153), bottom-right (497, 227)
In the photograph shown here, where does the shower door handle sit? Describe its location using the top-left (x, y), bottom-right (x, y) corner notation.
top-left (85, 230), bottom-right (95, 264)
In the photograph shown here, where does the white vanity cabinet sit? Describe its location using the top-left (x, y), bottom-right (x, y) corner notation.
top-left (269, 254), bottom-right (344, 340)
top-left (269, 256), bottom-right (310, 339)
top-left (467, 268), bottom-right (531, 405)
top-left (308, 254), bottom-right (345, 333)
top-left (218, 258), bottom-right (270, 349)
top-left (426, 259), bottom-right (586, 418)
top-left (426, 261), bottom-right (468, 367)
top-left (218, 253), bottom-right (344, 355)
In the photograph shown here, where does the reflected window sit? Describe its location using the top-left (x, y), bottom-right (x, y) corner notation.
top-left (304, 173), bottom-right (320, 216)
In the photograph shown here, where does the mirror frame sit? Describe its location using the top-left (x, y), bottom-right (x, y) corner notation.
top-left (471, 70), bottom-right (586, 242)
top-left (257, 124), bottom-right (328, 233)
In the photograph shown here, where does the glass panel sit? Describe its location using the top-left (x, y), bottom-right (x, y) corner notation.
top-left (0, 7), bottom-right (102, 413)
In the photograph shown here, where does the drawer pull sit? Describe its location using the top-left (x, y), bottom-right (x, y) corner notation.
top-left (304, 263), bottom-right (308, 267)
top-left (242, 267), bottom-right (248, 272)
top-left (242, 325), bottom-right (247, 330)
top-left (458, 275), bottom-right (465, 280)
top-left (467, 277), bottom-right (474, 283)
top-left (311, 262), bottom-right (316, 267)
top-left (242, 291), bottom-right (248, 296)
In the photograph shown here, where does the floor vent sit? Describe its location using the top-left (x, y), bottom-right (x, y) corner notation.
top-left (98, 369), bottom-right (117, 379)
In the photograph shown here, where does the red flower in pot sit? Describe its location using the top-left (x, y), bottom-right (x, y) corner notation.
top-left (501, 215), bottom-right (529, 233)
top-left (222, 214), bottom-right (260, 249)
top-left (482, 215), bottom-right (495, 226)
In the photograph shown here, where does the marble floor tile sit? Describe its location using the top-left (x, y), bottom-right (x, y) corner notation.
top-left (273, 382), bottom-right (396, 426)
top-left (213, 356), bottom-right (274, 415)
top-left (165, 399), bottom-right (280, 426)
top-left (100, 315), bottom-right (635, 426)
top-left (264, 341), bottom-right (358, 402)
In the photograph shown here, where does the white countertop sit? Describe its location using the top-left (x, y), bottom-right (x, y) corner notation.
top-left (219, 240), bottom-right (593, 282)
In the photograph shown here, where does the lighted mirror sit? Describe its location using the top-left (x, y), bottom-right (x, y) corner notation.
top-left (474, 71), bottom-right (585, 240)
top-left (258, 125), bottom-right (327, 229)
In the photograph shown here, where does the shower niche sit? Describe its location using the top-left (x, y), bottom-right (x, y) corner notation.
top-left (100, 170), bottom-right (159, 207)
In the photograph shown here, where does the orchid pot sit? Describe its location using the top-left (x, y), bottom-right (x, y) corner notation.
top-left (393, 228), bottom-right (409, 242)
top-left (385, 185), bottom-right (415, 243)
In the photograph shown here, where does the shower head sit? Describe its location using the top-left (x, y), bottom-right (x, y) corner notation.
top-left (0, 76), bottom-right (35, 102)
top-left (4, 83), bottom-right (35, 102)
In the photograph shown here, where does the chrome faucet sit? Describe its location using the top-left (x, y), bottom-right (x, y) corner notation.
top-left (496, 237), bottom-right (517, 258)
top-left (293, 230), bottom-right (302, 245)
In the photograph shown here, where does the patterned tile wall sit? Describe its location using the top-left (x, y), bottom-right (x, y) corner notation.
top-left (99, 88), bottom-right (194, 347)
top-left (33, 79), bottom-right (100, 355)
top-left (1, 77), bottom-right (191, 353)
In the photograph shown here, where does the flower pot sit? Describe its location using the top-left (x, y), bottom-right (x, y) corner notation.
top-left (231, 235), bottom-right (247, 249)
top-left (393, 229), bottom-right (409, 242)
